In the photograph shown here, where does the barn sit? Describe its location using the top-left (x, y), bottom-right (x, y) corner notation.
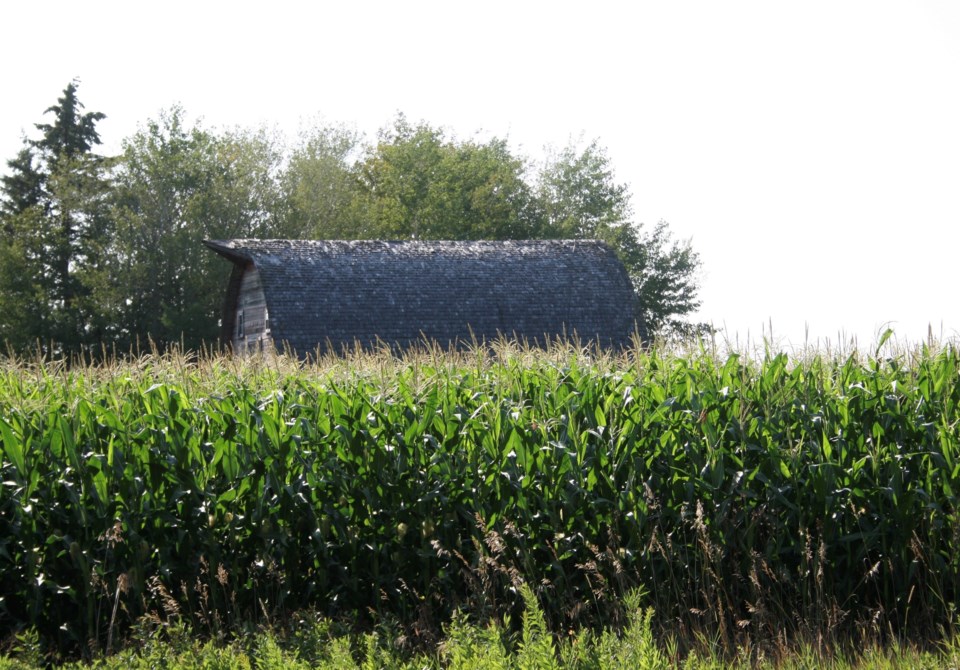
top-left (204, 239), bottom-right (642, 356)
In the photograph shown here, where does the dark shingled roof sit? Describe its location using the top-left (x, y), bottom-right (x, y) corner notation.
top-left (204, 239), bottom-right (641, 354)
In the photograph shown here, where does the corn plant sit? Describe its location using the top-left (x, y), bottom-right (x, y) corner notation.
top-left (0, 341), bottom-right (958, 659)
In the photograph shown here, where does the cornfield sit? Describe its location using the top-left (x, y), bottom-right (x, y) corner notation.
top-left (1, 339), bottom-right (959, 659)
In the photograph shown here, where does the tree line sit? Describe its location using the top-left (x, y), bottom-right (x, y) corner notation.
top-left (0, 81), bottom-right (704, 355)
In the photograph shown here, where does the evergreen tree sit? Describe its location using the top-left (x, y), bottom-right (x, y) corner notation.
top-left (0, 148), bottom-right (44, 222)
top-left (0, 80), bottom-right (112, 354)
top-left (33, 81), bottom-right (105, 162)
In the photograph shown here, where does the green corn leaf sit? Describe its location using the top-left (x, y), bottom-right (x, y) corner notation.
top-left (0, 417), bottom-right (25, 477)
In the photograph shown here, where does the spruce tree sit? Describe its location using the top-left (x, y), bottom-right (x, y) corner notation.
top-left (0, 148), bottom-right (44, 222)
top-left (0, 80), bottom-right (112, 354)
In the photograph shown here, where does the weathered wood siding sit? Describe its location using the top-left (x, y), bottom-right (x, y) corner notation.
top-left (233, 266), bottom-right (271, 353)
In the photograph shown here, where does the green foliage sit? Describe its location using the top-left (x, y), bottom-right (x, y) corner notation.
top-left (442, 614), bottom-right (511, 669)
top-left (0, 342), bottom-right (959, 661)
top-left (3, 595), bottom-right (957, 668)
top-left (624, 220), bottom-right (702, 336)
top-left (278, 123), bottom-right (366, 239)
top-left (350, 123), bottom-right (701, 336)
top-left (517, 585), bottom-right (559, 669)
top-left (252, 634), bottom-right (308, 670)
top-left (0, 208), bottom-right (48, 351)
top-left (538, 140), bottom-right (631, 239)
top-left (590, 592), bottom-right (667, 669)
top-left (274, 115), bottom-right (701, 337)
top-left (1, 89), bottom-right (700, 352)
top-left (108, 108), bottom-right (284, 349)
top-left (32, 82), bottom-right (105, 163)
top-left (354, 115), bottom-right (539, 241)
top-left (0, 81), bottom-right (113, 355)
top-left (538, 141), bottom-right (701, 336)
top-left (0, 149), bottom-right (44, 220)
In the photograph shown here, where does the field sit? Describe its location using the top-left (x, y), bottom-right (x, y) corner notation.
top-left (1, 337), bottom-right (959, 666)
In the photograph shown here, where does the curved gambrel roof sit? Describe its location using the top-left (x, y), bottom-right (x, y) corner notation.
top-left (205, 239), bottom-right (642, 355)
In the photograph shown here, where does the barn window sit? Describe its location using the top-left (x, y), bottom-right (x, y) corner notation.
top-left (236, 310), bottom-right (245, 339)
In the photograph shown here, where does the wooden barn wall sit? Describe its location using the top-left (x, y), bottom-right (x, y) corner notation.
top-left (233, 265), bottom-right (271, 353)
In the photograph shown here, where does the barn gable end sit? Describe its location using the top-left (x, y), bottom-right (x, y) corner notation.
top-left (204, 239), bottom-right (642, 356)
top-left (230, 265), bottom-right (270, 353)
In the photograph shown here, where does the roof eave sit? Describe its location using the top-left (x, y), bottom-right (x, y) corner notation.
top-left (203, 239), bottom-right (254, 265)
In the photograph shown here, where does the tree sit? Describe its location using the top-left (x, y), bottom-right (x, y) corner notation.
top-left (109, 108), bottom-right (284, 350)
top-left (277, 122), bottom-right (366, 238)
top-left (538, 139), bottom-right (631, 239)
top-left (0, 81), bottom-right (113, 354)
top-left (624, 221), bottom-right (709, 335)
top-left (0, 96), bottom-right (704, 351)
top-left (537, 140), bottom-right (703, 336)
top-left (0, 148), bottom-right (44, 223)
top-left (0, 149), bottom-right (46, 350)
top-left (354, 116), bottom-right (539, 240)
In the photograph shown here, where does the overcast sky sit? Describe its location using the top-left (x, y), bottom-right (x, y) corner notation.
top-left (2, 1), bottom-right (958, 351)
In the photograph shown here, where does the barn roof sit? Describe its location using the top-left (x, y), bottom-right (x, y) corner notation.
top-left (204, 239), bottom-right (641, 354)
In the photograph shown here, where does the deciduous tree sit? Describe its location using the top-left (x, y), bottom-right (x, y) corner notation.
top-left (278, 122), bottom-right (366, 238)
top-left (354, 116), bottom-right (539, 240)
top-left (109, 108), bottom-right (283, 350)
top-left (538, 139), bottom-right (703, 336)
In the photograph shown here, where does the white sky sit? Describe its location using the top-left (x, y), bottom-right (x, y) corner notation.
top-left (2, 1), bottom-right (959, 350)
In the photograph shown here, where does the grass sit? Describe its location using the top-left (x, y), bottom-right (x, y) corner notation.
top-left (2, 586), bottom-right (959, 668)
